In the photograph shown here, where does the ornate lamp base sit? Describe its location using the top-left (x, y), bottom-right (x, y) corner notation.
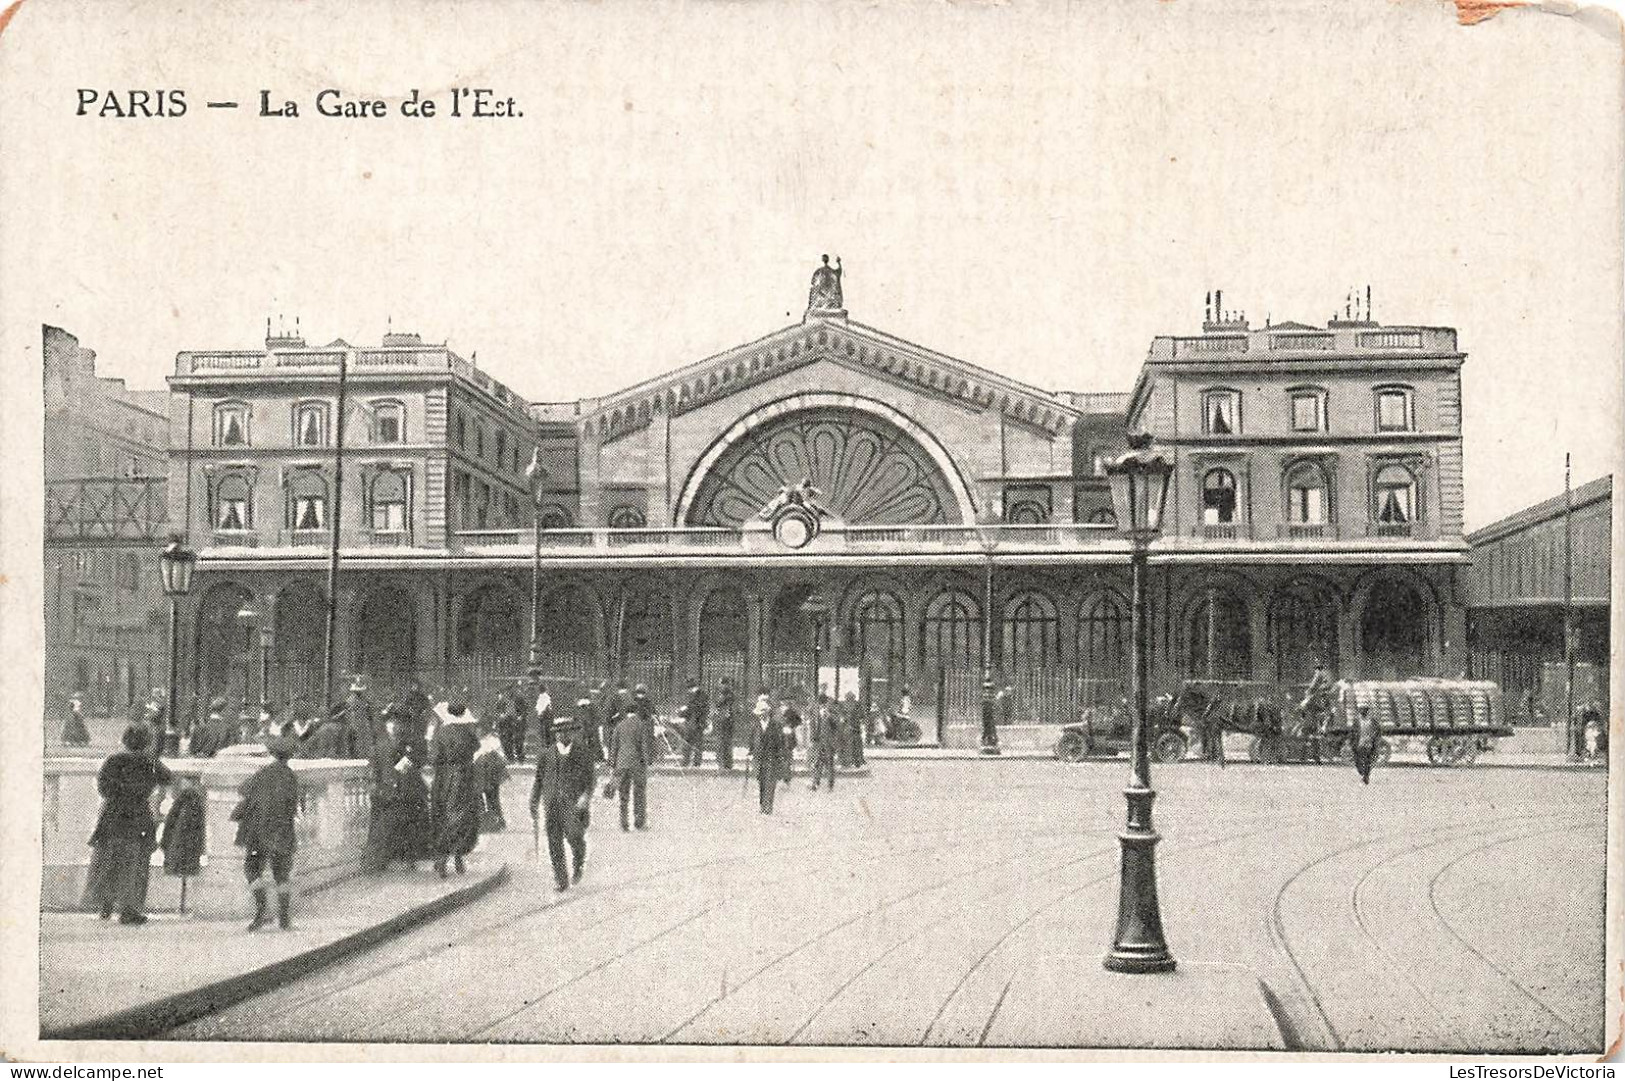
top-left (1104, 819), bottom-right (1176, 974)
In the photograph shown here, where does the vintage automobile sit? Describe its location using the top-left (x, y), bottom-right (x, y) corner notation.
top-left (1052, 693), bottom-right (1191, 764)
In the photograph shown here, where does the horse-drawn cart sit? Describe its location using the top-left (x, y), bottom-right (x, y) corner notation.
top-left (1327, 679), bottom-right (1510, 766)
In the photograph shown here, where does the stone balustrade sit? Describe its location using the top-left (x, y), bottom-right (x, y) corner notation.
top-left (43, 753), bottom-right (372, 919)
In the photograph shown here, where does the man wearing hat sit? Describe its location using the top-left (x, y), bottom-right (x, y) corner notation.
top-left (236, 735), bottom-right (301, 931)
top-left (190, 696), bottom-right (234, 758)
top-left (607, 692), bottom-right (656, 831)
top-left (713, 676), bottom-right (737, 770)
top-left (681, 682), bottom-right (709, 768)
top-left (529, 715), bottom-right (595, 892)
top-left (341, 677), bottom-right (376, 759)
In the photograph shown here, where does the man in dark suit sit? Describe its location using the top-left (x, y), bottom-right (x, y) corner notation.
top-left (607, 698), bottom-right (656, 831)
top-left (681, 683), bottom-right (709, 767)
top-left (748, 706), bottom-right (787, 814)
top-left (529, 716), bottom-right (595, 891)
top-left (712, 677), bottom-right (736, 770)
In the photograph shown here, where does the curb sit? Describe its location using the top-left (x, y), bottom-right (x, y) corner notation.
top-left (43, 863), bottom-right (511, 1041)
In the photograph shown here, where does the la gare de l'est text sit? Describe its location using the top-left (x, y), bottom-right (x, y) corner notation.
top-left (76, 88), bottom-right (521, 119)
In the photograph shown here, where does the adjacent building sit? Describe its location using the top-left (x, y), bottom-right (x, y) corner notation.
top-left (43, 325), bottom-right (171, 718)
top-left (1466, 474), bottom-right (1612, 719)
top-left (165, 266), bottom-right (1471, 739)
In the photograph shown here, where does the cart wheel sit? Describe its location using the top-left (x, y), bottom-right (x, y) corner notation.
top-left (1153, 731), bottom-right (1188, 763)
top-left (1248, 736), bottom-right (1266, 763)
top-left (893, 718), bottom-right (921, 744)
top-left (1056, 732), bottom-right (1088, 763)
top-left (1426, 736), bottom-right (1446, 765)
top-left (1457, 738), bottom-right (1480, 766)
top-left (1375, 738), bottom-right (1393, 764)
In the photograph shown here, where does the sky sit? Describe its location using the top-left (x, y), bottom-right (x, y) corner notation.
top-left (2, 0), bottom-right (1621, 531)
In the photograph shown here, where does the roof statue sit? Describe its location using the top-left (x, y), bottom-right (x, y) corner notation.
top-left (807, 254), bottom-right (844, 314)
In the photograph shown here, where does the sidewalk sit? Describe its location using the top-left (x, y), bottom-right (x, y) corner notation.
top-left (40, 855), bottom-right (508, 1040)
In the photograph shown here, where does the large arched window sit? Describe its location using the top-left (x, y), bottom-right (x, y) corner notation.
top-left (539, 505), bottom-right (573, 530)
top-left (923, 589), bottom-right (981, 671)
top-left (848, 589), bottom-right (906, 689)
top-left (370, 469), bottom-right (409, 532)
top-left (1202, 468), bottom-right (1237, 525)
top-left (1001, 590), bottom-right (1061, 671)
top-left (286, 469), bottom-right (328, 531)
top-left (214, 473), bottom-right (253, 530)
top-left (1285, 461), bottom-right (1329, 525)
top-left (1076, 592), bottom-right (1128, 681)
top-left (1184, 587), bottom-right (1252, 679)
top-left (1374, 464), bottom-right (1416, 525)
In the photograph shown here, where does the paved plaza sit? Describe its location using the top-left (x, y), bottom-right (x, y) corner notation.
top-left (166, 759), bottom-right (1608, 1052)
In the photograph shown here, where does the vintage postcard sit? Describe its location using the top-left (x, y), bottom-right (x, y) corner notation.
top-left (0, 0), bottom-right (1620, 1064)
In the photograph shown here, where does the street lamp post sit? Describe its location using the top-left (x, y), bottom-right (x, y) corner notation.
top-left (259, 623), bottom-right (273, 716)
top-left (525, 448), bottom-right (548, 688)
top-left (980, 532), bottom-right (1000, 755)
top-left (1102, 431), bottom-right (1176, 974)
top-left (158, 539), bottom-right (198, 759)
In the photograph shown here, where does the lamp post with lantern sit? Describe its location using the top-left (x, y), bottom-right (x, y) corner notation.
top-left (158, 538), bottom-right (197, 757)
top-left (525, 447), bottom-right (549, 688)
top-left (1102, 431), bottom-right (1177, 974)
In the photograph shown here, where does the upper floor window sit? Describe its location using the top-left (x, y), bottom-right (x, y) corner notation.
top-left (1285, 461), bottom-right (1328, 525)
top-left (214, 473), bottom-right (253, 530)
top-left (540, 505), bottom-right (573, 530)
top-left (1288, 388), bottom-right (1326, 433)
top-left (1374, 464), bottom-right (1416, 524)
top-left (1006, 500), bottom-right (1049, 524)
top-left (372, 401), bottom-right (403, 444)
top-left (455, 412), bottom-right (467, 450)
top-left (1202, 468), bottom-right (1237, 524)
top-left (287, 469), bottom-right (328, 530)
top-left (1202, 389), bottom-right (1240, 435)
top-left (476, 426), bottom-right (486, 461)
top-left (495, 429), bottom-right (507, 468)
top-left (213, 402), bottom-right (249, 446)
top-left (370, 470), bottom-right (408, 532)
top-left (293, 401), bottom-right (329, 447)
top-left (1374, 386), bottom-right (1414, 432)
top-left (608, 504), bottom-right (646, 528)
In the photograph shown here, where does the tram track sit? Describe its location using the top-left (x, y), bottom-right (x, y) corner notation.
top-left (468, 824), bottom-right (1112, 1042)
top-left (178, 818), bottom-right (1086, 1041)
top-left (1266, 808), bottom-right (1575, 1052)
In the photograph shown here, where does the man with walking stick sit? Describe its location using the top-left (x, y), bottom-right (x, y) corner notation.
top-left (529, 716), bottom-right (594, 892)
top-left (749, 703), bottom-right (787, 814)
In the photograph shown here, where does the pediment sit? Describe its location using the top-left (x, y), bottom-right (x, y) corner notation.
top-left (582, 317), bottom-right (1081, 445)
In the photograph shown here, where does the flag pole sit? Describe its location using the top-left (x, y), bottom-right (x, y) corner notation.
top-left (320, 347), bottom-right (350, 715)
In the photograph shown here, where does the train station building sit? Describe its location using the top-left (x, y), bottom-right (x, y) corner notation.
top-left (163, 262), bottom-right (1471, 737)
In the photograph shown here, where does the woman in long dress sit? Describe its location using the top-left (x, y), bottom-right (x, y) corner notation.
top-left (428, 699), bottom-right (482, 876)
top-left (83, 725), bottom-right (172, 924)
top-left (364, 710), bottom-right (430, 872)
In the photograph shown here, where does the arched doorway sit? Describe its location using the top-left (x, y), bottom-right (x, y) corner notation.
top-left (696, 584), bottom-right (748, 695)
top-left (457, 583), bottom-right (525, 664)
top-left (195, 581), bottom-right (255, 713)
top-left (612, 577), bottom-right (673, 702)
top-left (1077, 591), bottom-right (1129, 701)
top-left (353, 584), bottom-right (418, 689)
top-left (536, 583), bottom-right (603, 683)
top-left (846, 587), bottom-right (905, 710)
top-left (272, 580), bottom-right (327, 710)
top-left (1269, 580), bottom-right (1340, 684)
top-left (1183, 587), bottom-right (1252, 680)
top-left (1359, 577), bottom-right (1429, 679)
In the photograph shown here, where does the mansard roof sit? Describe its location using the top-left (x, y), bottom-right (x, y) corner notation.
top-left (534, 315), bottom-right (1090, 440)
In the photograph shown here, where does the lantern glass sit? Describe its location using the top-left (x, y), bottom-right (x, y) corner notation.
top-left (158, 541), bottom-right (197, 597)
top-left (1105, 450), bottom-right (1173, 540)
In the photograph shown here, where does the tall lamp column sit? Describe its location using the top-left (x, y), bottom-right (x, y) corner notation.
top-left (525, 448), bottom-right (548, 686)
top-left (158, 539), bottom-right (198, 759)
top-left (1103, 432), bottom-right (1176, 974)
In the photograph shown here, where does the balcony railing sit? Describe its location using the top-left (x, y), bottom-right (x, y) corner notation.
top-left (1199, 523), bottom-right (1241, 540)
top-left (1282, 522), bottom-right (1330, 540)
top-left (1370, 521), bottom-right (1414, 538)
top-left (210, 528), bottom-right (259, 548)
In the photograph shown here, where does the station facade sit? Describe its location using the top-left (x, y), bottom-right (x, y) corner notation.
top-left (166, 266), bottom-right (1470, 733)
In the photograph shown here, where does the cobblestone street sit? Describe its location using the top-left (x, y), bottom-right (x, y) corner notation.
top-left (168, 759), bottom-right (1609, 1051)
